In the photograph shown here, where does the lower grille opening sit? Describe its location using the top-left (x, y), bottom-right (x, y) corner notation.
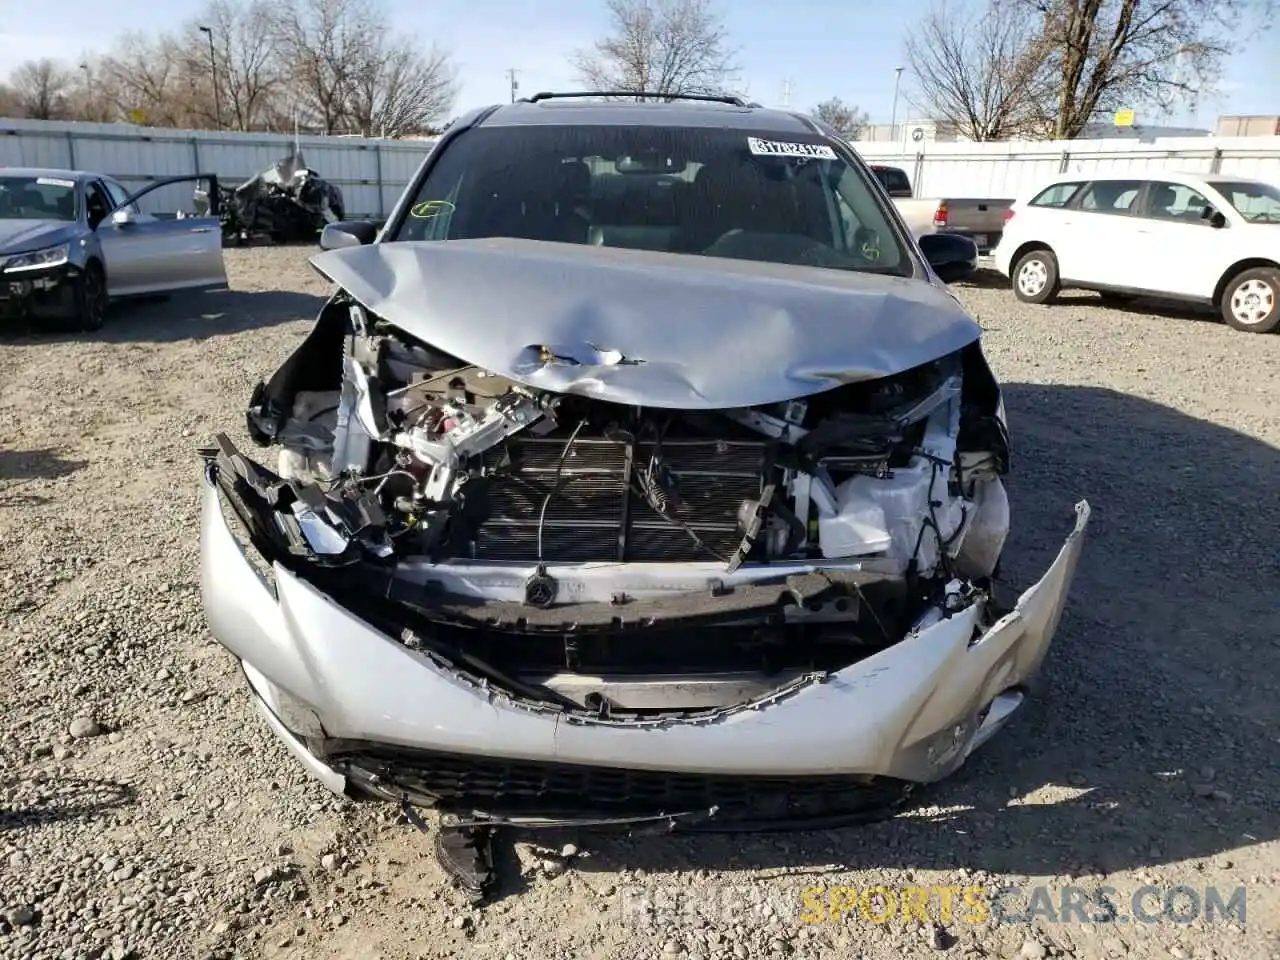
top-left (329, 745), bottom-right (913, 823)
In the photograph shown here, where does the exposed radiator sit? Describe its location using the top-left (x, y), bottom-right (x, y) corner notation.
top-left (466, 436), bottom-right (767, 562)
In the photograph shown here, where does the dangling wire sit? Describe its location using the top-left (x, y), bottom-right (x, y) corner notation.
top-left (536, 418), bottom-right (588, 562)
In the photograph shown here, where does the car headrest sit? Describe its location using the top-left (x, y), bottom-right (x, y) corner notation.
top-left (1153, 184), bottom-right (1178, 209)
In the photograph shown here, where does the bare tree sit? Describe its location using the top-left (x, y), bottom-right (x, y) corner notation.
top-left (571, 0), bottom-right (740, 98)
top-left (0, 84), bottom-right (20, 118)
top-left (1028, 0), bottom-right (1274, 138)
top-left (97, 32), bottom-right (195, 127)
top-left (904, 0), bottom-right (1053, 141)
top-left (8, 58), bottom-right (74, 120)
top-left (67, 57), bottom-right (118, 123)
top-left (345, 38), bottom-right (458, 137)
top-left (811, 97), bottom-right (870, 139)
top-left (270, 0), bottom-right (379, 134)
top-left (178, 0), bottom-right (285, 131)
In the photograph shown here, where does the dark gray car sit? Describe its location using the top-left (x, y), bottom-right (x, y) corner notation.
top-left (0, 168), bottom-right (228, 330)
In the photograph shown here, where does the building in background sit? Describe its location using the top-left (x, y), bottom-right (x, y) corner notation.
top-left (857, 119), bottom-right (963, 144)
top-left (1215, 115), bottom-right (1280, 137)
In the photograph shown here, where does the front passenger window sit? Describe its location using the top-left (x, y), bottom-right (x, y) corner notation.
top-left (1146, 182), bottom-right (1214, 223)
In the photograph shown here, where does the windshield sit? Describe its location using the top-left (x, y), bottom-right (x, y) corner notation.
top-left (0, 175), bottom-right (78, 221)
top-left (1211, 180), bottom-right (1280, 223)
top-left (393, 124), bottom-right (910, 276)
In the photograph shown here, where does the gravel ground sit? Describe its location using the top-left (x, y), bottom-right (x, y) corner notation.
top-left (2, 247), bottom-right (1279, 960)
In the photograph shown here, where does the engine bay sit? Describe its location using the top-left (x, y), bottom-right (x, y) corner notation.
top-left (254, 301), bottom-right (1009, 572)
top-left (218, 294), bottom-right (1013, 715)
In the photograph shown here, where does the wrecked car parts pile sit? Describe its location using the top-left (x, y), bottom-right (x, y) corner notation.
top-left (195, 151), bottom-right (345, 246)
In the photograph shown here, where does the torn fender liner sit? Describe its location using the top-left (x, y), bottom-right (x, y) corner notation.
top-left (308, 238), bottom-right (982, 409)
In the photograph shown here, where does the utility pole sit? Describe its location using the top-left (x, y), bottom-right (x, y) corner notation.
top-left (890, 66), bottom-right (904, 142)
top-left (781, 78), bottom-right (792, 108)
top-left (507, 68), bottom-right (520, 103)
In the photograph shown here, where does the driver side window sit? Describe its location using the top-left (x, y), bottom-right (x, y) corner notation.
top-left (85, 181), bottom-right (113, 229)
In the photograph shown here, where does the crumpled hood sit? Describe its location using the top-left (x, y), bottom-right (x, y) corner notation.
top-left (310, 238), bottom-right (982, 409)
top-left (0, 219), bottom-right (79, 255)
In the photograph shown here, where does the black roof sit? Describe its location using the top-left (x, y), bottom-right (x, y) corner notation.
top-left (475, 94), bottom-right (825, 135)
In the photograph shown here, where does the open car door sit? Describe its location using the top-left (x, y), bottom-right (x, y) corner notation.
top-left (95, 174), bottom-right (229, 297)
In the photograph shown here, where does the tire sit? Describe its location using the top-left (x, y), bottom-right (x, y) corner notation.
top-left (74, 261), bottom-right (108, 332)
top-left (1220, 267), bottom-right (1280, 333)
top-left (1011, 247), bottom-right (1060, 304)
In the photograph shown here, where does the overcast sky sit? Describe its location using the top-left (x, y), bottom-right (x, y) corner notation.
top-left (1, 0), bottom-right (1276, 129)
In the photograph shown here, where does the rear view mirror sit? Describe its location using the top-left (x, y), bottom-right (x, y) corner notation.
top-left (320, 220), bottom-right (377, 250)
top-left (111, 208), bottom-right (137, 226)
top-left (918, 232), bottom-right (978, 284)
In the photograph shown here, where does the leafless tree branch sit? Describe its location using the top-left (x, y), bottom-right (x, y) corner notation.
top-left (571, 0), bottom-right (740, 99)
top-left (811, 97), bottom-right (870, 139)
top-left (904, 0), bottom-right (1054, 140)
top-left (9, 58), bottom-right (74, 120)
top-left (1027, 0), bottom-right (1273, 137)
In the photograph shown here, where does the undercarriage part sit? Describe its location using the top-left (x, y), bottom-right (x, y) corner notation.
top-left (432, 819), bottom-right (497, 905)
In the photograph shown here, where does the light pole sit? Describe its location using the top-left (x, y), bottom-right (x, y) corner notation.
top-left (79, 62), bottom-right (92, 120)
top-left (198, 25), bottom-right (222, 130)
top-left (507, 68), bottom-right (519, 103)
top-left (890, 66), bottom-right (904, 142)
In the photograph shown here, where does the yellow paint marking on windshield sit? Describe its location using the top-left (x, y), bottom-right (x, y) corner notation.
top-left (410, 200), bottom-right (456, 219)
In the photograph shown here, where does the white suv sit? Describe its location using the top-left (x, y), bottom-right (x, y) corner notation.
top-left (992, 171), bottom-right (1280, 333)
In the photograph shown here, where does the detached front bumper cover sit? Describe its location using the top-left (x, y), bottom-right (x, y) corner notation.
top-left (199, 444), bottom-right (1091, 828)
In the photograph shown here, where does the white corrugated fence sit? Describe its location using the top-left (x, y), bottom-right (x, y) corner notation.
top-left (851, 136), bottom-right (1280, 200)
top-left (2, 117), bottom-right (1278, 217)
top-left (0, 117), bottom-right (439, 217)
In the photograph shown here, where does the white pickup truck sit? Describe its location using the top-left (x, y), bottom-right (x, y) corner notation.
top-left (870, 164), bottom-right (1014, 254)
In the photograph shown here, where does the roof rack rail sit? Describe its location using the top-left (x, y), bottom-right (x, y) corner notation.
top-left (521, 91), bottom-right (749, 107)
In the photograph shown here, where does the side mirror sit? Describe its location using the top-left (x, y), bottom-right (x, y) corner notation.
top-left (1200, 206), bottom-right (1227, 229)
top-left (918, 232), bottom-right (978, 284)
top-left (320, 220), bottom-right (378, 250)
top-left (111, 208), bottom-right (137, 226)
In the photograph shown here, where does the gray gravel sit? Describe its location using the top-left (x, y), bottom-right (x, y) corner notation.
top-left (2, 248), bottom-right (1279, 960)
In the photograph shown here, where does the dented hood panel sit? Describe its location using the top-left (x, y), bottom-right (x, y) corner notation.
top-left (310, 238), bottom-right (982, 409)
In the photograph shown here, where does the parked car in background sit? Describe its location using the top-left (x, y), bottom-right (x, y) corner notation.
top-left (0, 167), bottom-right (228, 330)
top-left (993, 172), bottom-right (1280, 333)
top-left (199, 91), bottom-right (1089, 895)
top-left (869, 164), bottom-right (913, 197)
top-left (867, 164), bottom-right (1013, 254)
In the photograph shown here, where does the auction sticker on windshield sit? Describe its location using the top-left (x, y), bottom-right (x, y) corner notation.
top-left (36, 177), bottom-right (76, 188)
top-left (747, 137), bottom-right (837, 160)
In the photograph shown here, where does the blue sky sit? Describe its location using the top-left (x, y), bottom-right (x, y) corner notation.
top-left (0, 0), bottom-right (1276, 128)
